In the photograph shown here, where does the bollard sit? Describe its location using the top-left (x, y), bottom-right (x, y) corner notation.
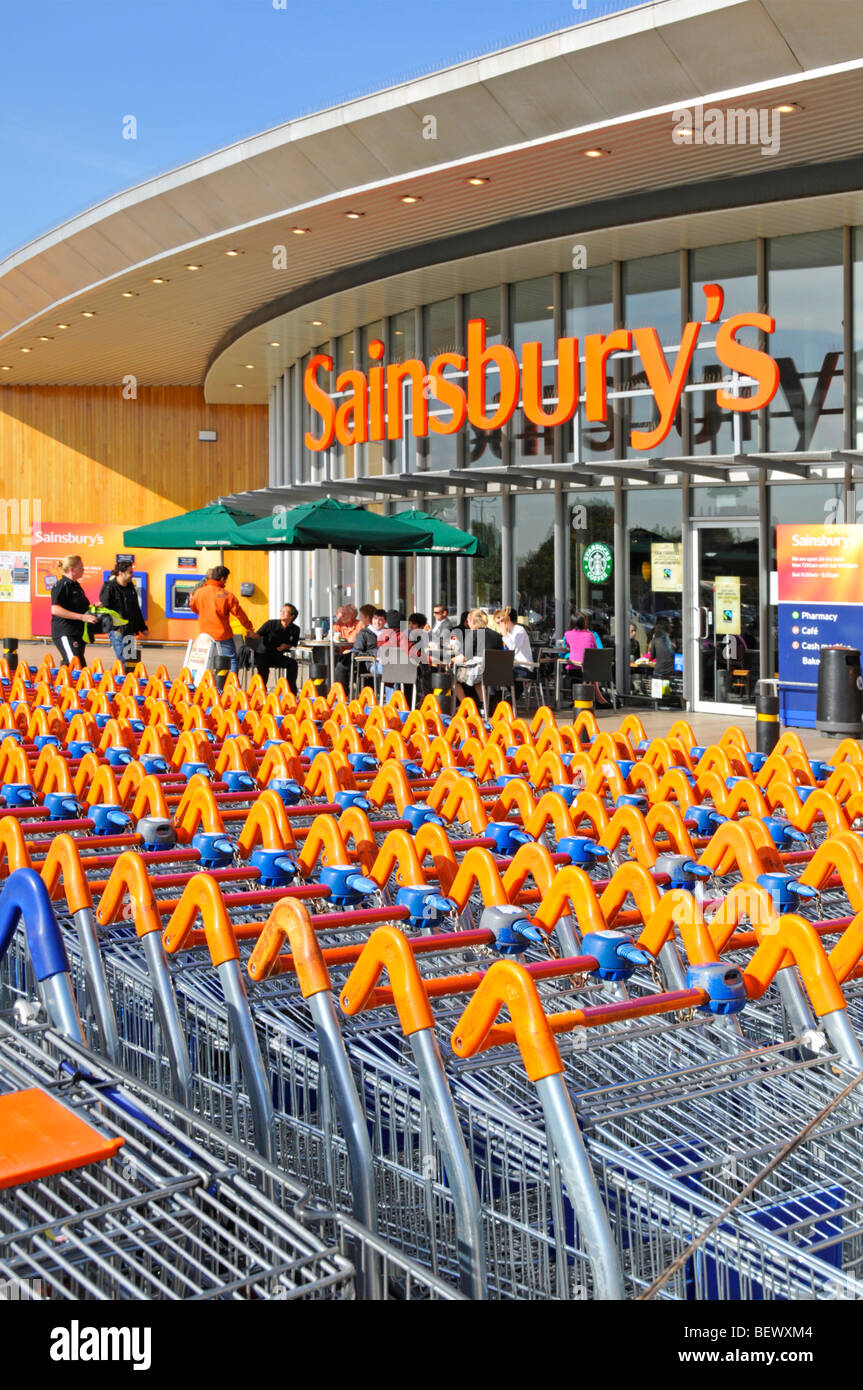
top-left (310, 661), bottom-right (329, 695)
top-left (755, 686), bottom-right (780, 755)
top-left (2, 638), bottom-right (18, 673)
top-left (815, 646), bottom-right (863, 738)
top-left (431, 671), bottom-right (450, 715)
top-left (573, 682), bottom-right (594, 714)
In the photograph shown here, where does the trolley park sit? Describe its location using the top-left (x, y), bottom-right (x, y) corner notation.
top-left (6, 0), bottom-right (863, 1324)
top-left (5, 548), bottom-right (863, 1307)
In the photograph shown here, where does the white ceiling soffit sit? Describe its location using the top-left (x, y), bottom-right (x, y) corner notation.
top-left (0, 0), bottom-right (860, 391)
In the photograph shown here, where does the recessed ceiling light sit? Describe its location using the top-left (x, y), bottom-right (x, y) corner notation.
top-left (774, 101), bottom-right (803, 114)
top-left (400, 195), bottom-right (421, 204)
top-left (225, 248), bottom-right (240, 256)
top-left (38, 335), bottom-right (53, 342)
top-left (244, 363), bottom-right (255, 369)
top-left (311, 320), bottom-right (324, 326)
top-left (348, 349), bottom-right (354, 354)
top-left (57, 323), bottom-right (69, 329)
top-left (583, 148), bottom-right (609, 158)
top-left (20, 347), bottom-right (31, 353)
top-left (234, 383), bottom-right (244, 389)
top-left (121, 291), bottom-right (135, 298)
top-left (81, 311), bottom-right (96, 317)
top-left (151, 277), bottom-right (168, 285)
top-left (394, 330), bottom-right (403, 336)
top-left (467, 176), bottom-right (489, 186)
top-left (291, 227), bottom-right (309, 235)
top-left (1, 365), bottom-right (11, 371)
top-left (268, 341), bottom-right (280, 348)
top-left (546, 306), bottom-right (553, 311)
top-left (185, 264), bottom-right (202, 271)
top-left (345, 211), bottom-right (364, 220)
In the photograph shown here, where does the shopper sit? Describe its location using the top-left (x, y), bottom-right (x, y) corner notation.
top-left (498, 606), bottom-right (535, 681)
top-left (188, 565), bottom-right (254, 689)
top-left (99, 561), bottom-right (147, 667)
top-left (564, 612), bottom-right (608, 707)
top-left (407, 612), bottom-right (431, 694)
top-left (648, 616), bottom-right (675, 679)
top-left (333, 602), bottom-right (377, 691)
top-left (563, 614), bottom-right (596, 669)
top-left (254, 602), bottom-right (300, 691)
top-left (50, 554), bottom-right (92, 668)
top-left (429, 603), bottom-right (452, 665)
top-left (453, 609), bottom-right (503, 708)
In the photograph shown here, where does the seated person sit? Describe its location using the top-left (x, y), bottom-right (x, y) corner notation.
top-left (498, 606), bottom-right (535, 682)
top-left (453, 609), bottom-right (503, 709)
top-left (563, 612), bottom-right (608, 708)
top-left (333, 602), bottom-right (377, 690)
top-left (648, 617), bottom-right (675, 679)
top-left (407, 612), bottom-right (431, 695)
top-left (563, 614), bottom-right (596, 670)
top-left (429, 603), bottom-right (452, 666)
top-left (254, 603), bottom-right (300, 692)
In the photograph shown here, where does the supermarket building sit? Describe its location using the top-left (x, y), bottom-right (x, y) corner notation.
top-left (2, 0), bottom-right (863, 717)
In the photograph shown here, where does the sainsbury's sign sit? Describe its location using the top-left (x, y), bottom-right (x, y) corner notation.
top-left (304, 284), bottom-right (779, 454)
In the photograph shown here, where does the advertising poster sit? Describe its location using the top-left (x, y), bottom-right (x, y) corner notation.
top-left (714, 576), bottom-right (741, 636)
top-left (0, 551), bottom-right (30, 602)
top-left (650, 542), bottom-right (682, 592)
top-left (29, 521), bottom-right (220, 643)
top-left (776, 524), bottom-right (863, 726)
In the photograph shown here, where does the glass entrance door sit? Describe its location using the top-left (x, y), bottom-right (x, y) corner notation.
top-left (693, 523), bottom-right (760, 713)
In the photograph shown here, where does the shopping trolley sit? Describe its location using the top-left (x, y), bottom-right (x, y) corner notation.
top-left (0, 1013), bottom-right (464, 1302)
top-left (0, 1014), bottom-right (354, 1301)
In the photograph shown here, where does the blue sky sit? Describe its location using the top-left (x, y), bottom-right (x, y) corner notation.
top-left (0, 0), bottom-right (639, 258)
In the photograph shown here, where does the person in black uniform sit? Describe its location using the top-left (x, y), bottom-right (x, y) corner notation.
top-left (50, 554), bottom-right (92, 667)
top-left (254, 603), bottom-right (300, 691)
top-left (99, 561), bottom-right (147, 667)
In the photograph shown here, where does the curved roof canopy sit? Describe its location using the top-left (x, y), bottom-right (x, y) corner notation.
top-left (1, 0), bottom-right (862, 401)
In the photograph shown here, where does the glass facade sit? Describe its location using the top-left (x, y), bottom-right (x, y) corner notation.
top-left (270, 224), bottom-right (862, 710)
top-left (465, 287), bottom-right (502, 467)
top-left (690, 241), bottom-right (758, 456)
top-left (627, 488), bottom-right (682, 649)
top-left (510, 277), bottom-right (555, 467)
top-left (424, 297), bottom-right (458, 472)
top-left (469, 495), bottom-right (502, 612)
top-left (513, 492), bottom-right (555, 640)
top-left (570, 491), bottom-right (615, 637)
top-left (563, 263), bottom-right (614, 463)
top-left (766, 230), bottom-right (844, 453)
top-left (622, 253), bottom-right (682, 459)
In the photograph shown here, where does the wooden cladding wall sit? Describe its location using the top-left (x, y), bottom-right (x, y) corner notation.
top-left (0, 385), bottom-right (270, 640)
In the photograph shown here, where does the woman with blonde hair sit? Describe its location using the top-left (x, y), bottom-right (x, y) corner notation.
top-left (50, 554), bottom-right (92, 667)
top-left (453, 608), bottom-right (503, 708)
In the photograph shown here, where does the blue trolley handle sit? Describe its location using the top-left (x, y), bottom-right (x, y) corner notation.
top-left (0, 868), bottom-right (84, 1043)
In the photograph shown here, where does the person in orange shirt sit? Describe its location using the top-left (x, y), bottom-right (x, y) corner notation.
top-left (189, 564), bottom-right (253, 688)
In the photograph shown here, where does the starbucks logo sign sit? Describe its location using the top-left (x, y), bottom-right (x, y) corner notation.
top-left (582, 541), bottom-right (613, 584)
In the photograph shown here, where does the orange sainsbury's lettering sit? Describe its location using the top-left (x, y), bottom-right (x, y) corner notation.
top-left (715, 313), bottom-right (779, 411)
top-left (466, 318), bottom-right (519, 431)
top-left (521, 338), bottom-right (579, 428)
top-left (302, 293), bottom-right (781, 453)
top-left (428, 352), bottom-right (468, 435)
top-left (334, 369), bottom-right (369, 447)
top-left (630, 321), bottom-right (700, 450)
top-left (304, 355), bottom-right (336, 450)
top-left (584, 330), bottom-right (632, 422)
top-left (386, 360), bottom-right (428, 440)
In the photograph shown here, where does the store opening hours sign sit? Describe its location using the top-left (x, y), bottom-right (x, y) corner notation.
top-left (777, 524), bottom-right (863, 726)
